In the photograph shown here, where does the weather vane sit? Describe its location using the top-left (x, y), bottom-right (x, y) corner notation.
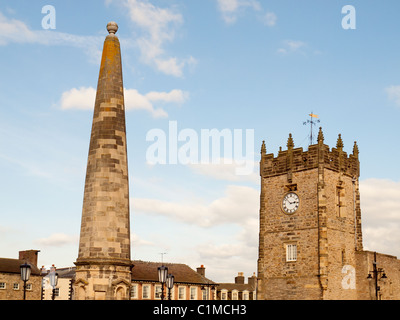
top-left (303, 112), bottom-right (320, 145)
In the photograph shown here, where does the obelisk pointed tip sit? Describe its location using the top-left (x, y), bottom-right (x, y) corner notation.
top-left (107, 21), bottom-right (118, 35)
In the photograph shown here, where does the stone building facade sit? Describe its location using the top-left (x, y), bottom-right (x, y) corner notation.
top-left (42, 267), bottom-right (75, 300)
top-left (41, 262), bottom-right (217, 300)
top-left (217, 272), bottom-right (257, 300)
top-left (130, 261), bottom-right (217, 300)
top-left (257, 129), bottom-right (400, 300)
top-left (0, 250), bottom-right (42, 300)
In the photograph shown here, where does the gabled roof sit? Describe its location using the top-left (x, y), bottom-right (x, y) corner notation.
top-left (131, 260), bottom-right (217, 286)
top-left (0, 258), bottom-right (41, 275)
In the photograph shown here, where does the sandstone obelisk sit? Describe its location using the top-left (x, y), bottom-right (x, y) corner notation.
top-left (74, 22), bottom-right (132, 300)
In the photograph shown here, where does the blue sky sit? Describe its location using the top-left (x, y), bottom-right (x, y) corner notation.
top-left (1, 0), bottom-right (400, 283)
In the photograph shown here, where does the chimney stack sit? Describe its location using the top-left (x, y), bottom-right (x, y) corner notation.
top-left (235, 272), bottom-right (245, 284)
top-left (197, 265), bottom-right (206, 277)
top-left (19, 250), bottom-right (40, 267)
top-left (248, 272), bottom-right (257, 289)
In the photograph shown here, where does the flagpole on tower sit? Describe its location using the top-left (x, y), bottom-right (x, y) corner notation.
top-left (303, 112), bottom-right (320, 145)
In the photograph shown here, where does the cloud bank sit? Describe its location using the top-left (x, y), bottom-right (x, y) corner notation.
top-left (60, 86), bottom-right (189, 118)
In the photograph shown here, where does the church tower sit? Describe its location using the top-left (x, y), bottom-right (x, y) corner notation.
top-left (74, 22), bottom-right (132, 300)
top-left (257, 129), bottom-right (363, 300)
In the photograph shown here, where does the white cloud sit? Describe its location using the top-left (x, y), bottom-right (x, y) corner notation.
top-left (216, 0), bottom-right (278, 27)
top-left (131, 233), bottom-right (155, 248)
top-left (0, 153), bottom-right (53, 179)
top-left (189, 158), bottom-right (259, 183)
top-left (0, 11), bottom-right (38, 45)
top-left (131, 183), bottom-right (259, 281)
top-left (385, 85), bottom-right (400, 107)
top-left (60, 87), bottom-right (96, 111)
top-left (34, 233), bottom-right (78, 247)
top-left (277, 40), bottom-right (307, 55)
top-left (0, 11), bottom-right (103, 63)
top-left (263, 12), bottom-right (277, 26)
top-left (217, 0), bottom-right (262, 24)
top-left (132, 185), bottom-right (259, 228)
top-left (360, 178), bottom-right (400, 258)
top-left (0, 6), bottom-right (195, 73)
top-left (108, 0), bottom-right (196, 77)
top-left (59, 86), bottom-right (189, 118)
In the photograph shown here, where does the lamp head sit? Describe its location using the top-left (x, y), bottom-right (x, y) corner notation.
top-left (158, 265), bottom-right (168, 284)
top-left (20, 263), bottom-right (31, 282)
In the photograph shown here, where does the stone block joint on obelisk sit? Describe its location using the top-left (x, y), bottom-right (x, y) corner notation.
top-left (74, 22), bottom-right (132, 300)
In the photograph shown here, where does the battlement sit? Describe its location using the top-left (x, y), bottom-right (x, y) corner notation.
top-left (260, 128), bottom-right (360, 179)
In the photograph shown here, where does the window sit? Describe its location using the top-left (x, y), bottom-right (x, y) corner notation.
top-left (155, 285), bottom-right (162, 299)
top-left (178, 287), bottom-right (186, 300)
top-left (0, 282), bottom-right (6, 290)
top-left (221, 290), bottom-right (228, 300)
top-left (232, 290), bottom-right (238, 300)
top-left (142, 285), bottom-right (150, 299)
top-left (131, 284), bottom-right (138, 299)
top-left (13, 283), bottom-right (19, 290)
top-left (190, 287), bottom-right (197, 300)
top-left (26, 284), bottom-right (32, 291)
top-left (336, 187), bottom-right (345, 217)
top-left (202, 288), bottom-right (207, 300)
top-left (243, 291), bottom-right (249, 300)
top-left (286, 243), bottom-right (297, 262)
top-left (54, 288), bottom-right (60, 297)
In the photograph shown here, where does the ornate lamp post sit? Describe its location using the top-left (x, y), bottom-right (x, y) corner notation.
top-left (367, 252), bottom-right (387, 300)
top-left (49, 265), bottom-right (58, 300)
top-left (20, 263), bottom-right (31, 300)
top-left (166, 274), bottom-right (174, 300)
top-left (158, 265), bottom-right (168, 300)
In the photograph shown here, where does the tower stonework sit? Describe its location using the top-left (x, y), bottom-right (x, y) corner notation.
top-left (257, 129), bottom-right (363, 300)
top-left (74, 22), bottom-right (132, 300)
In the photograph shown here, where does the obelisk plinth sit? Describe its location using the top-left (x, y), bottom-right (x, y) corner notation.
top-left (74, 22), bottom-right (132, 300)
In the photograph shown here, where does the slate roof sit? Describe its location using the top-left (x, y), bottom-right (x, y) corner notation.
top-left (0, 258), bottom-right (41, 275)
top-left (51, 267), bottom-right (76, 279)
top-left (217, 282), bottom-right (255, 292)
top-left (19, 261), bottom-right (217, 286)
top-left (131, 260), bottom-right (217, 286)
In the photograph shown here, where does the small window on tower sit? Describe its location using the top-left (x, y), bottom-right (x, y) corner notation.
top-left (336, 187), bottom-right (345, 217)
top-left (286, 244), bottom-right (297, 262)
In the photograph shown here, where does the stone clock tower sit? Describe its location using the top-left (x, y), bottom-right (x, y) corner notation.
top-left (257, 128), bottom-right (363, 300)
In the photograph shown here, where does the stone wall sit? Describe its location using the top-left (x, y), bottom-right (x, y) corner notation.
top-left (0, 273), bottom-right (42, 300)
top-left (356, 251), bottom-right (400, 300)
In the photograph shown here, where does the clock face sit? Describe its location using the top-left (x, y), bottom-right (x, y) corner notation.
top-left (282, 192), bottom-right (300, 214)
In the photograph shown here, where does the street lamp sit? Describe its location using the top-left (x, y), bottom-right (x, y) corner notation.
top-left (20, 263), bottom-right (31, 300)
top-left (158, 265), bottom-right (168, 300)
top-left (166, 274), bottom-right (174, 300)
top-left (367, 252), bottom-right (387, 300)
top-left (201, 283), bottom-right (216, 300)
top-left (49, 265), bottom-right (58, 300)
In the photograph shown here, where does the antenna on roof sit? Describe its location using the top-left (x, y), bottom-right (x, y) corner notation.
top-left (160, 252), bottom-right (167, 263)
top-left (303, 112), bottom-right (320, 145)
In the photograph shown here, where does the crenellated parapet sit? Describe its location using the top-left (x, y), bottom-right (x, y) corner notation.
top-left (260, 128), bottom-right (360, 179)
